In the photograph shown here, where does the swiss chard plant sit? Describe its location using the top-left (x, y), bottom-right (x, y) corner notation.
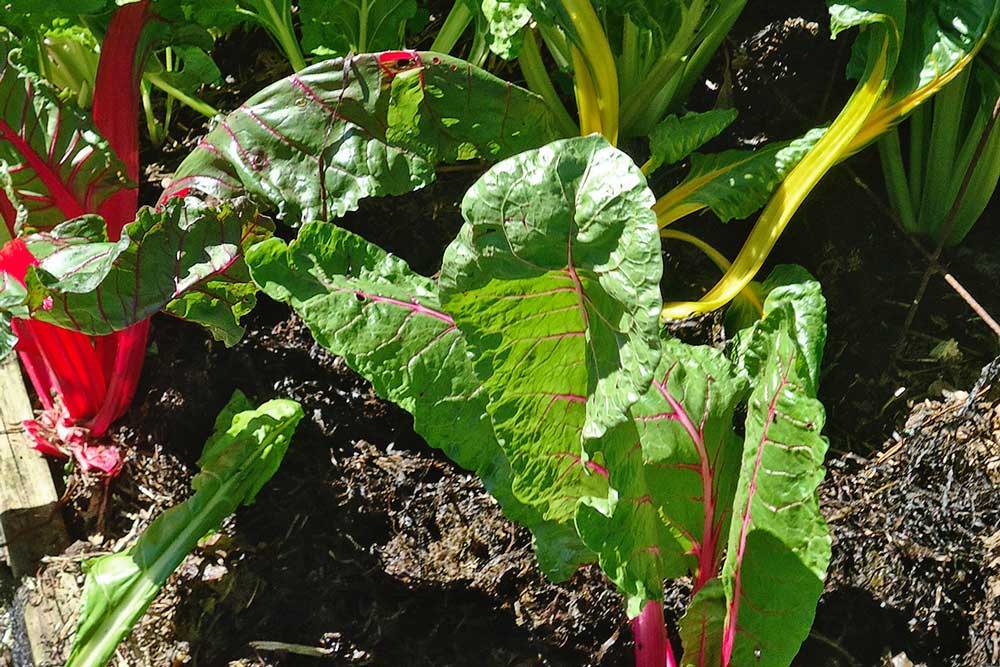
top-left (245, 136), bottom-right (831, 667)
top-left (66, 390), bottom-right (304, 667)
top-left (0, 1), bottom-right (993, 662)
top-left (0, 1), bottom-right (157, 473)
top-left (662, 0), bottom-right (999, 320)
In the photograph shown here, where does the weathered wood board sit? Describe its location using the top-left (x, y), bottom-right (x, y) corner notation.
top-left (0, 355), bottom-right (67, 576)
top-left (0, 355), bottom-right (73, 666)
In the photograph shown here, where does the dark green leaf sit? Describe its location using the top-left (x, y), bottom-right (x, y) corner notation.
top-left (729, 265), bottom-right (827, 396)
top-left (647, 108), bottom-right (737, 174)
top-left (667, 127), bottom-right (825, 223)
top-left (161, 51), bottom-right (565, 225)
top-left (0, 199), bottom-right (271, 345)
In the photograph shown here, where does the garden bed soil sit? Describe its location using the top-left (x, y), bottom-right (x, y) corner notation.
top-left (3, 1), bottom-right (1000, 665)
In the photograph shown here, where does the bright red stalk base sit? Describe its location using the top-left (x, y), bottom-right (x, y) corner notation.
top-left (631, 601), bottom-right (677, 667)
top-left (0, 0), bottom-right (153, 475)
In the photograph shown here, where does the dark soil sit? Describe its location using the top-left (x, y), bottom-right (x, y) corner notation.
top-left (21, 1), bottom-right (1000, 666)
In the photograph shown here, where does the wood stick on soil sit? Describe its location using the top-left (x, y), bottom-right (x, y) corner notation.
top-left (898, 95), bottom-right (1000, 346)
top-left (846, 168), bottom-right (1000, 340)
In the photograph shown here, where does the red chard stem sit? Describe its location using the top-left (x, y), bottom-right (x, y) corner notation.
top-left (631, 600), bottom-right (676, 667)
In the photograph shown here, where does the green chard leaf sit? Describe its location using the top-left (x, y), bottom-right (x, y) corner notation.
top-left (575, 416), bottom-right (689, 617)
top-left (66, 391), bottom-right (304, 667)
top-left (149, 44), bottom-right (222, 94)
top-left (161, 51), bottom-right (565, 225)
top-left (0, 29), bottom-right (130, 232)
top-left (576, 336), bottom-right (748, 617)
top-left (657, 127), bottom-right (825, 224)
top-left (439, 134), bottom-right (661, 519)
top-left (634, 338), bottom-right (749, 578)
top-left (300, 0), bottom-right (418, 57)
top-left (247, 222), bottom-right (593, 580)
top-left (647, 108), bottom-right (737, 174)
top-left (481, 0), bottom-right (535, 58)
top-left (680, 268), bottom-right (831, 667)
top-left (0, 198), bottom-right (272, 345)
top-left (729, 265), bottom-right (828, 395)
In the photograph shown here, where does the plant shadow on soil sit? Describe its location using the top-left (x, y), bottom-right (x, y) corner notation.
top-left (36, 0), bottom-right (1000, 665)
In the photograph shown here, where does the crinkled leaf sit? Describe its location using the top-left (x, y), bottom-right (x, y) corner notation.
top-left (160, 51), bottom-right (564, 225)
top-left (66, 391), bottom-right (303, 667)
top-left (887, 1), bottom-right (997, 101)
top-left (730, 265), bottom-right (827, 396)
top-left (247, 221), bottom-right (593, 580)
top-left (300, 0), bottom-right (417, 57)
top-left (575, 417), bottom-right (687, 617)
top-left (638, 339), bottom-right (748, 574)
top-left (723, 332), bottom-right (829, 666)
top-left (680, 276), bottom-right (830, 667)
top-left (440, 135), bottom-right (662, 522)
top-left (663, 127), bottom-right (825, 223)
top-left (481, 0), bottom-right (534, 58)
top-left (0, 29), bottom-right (129, 232)
top-left (647, 108), bottom-right (737, 174)
top-left (577, 336), bottom-right (751, 618)
top-left (0, 199), bottom-right (271, 345)
top-left (163, 276), bottom-right (259, 346)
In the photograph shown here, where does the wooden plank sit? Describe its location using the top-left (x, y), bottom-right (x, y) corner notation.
top-left (13, 568), bottom-right (80, 666)
top-left (0, 355), bottom-right (68, 576)
top-left (0, 355), bottom-right (74, 666)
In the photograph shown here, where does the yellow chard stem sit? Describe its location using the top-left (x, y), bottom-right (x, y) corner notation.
top-left (661, 229), bottom-right (763, 316)
top-left (848, 48), bottom-right (985, 154)
top-left (562, 0), bottom-right (619, 145)
top-left (572, 48), bottom-right (604, 137)
top-left (655, 29), bottom-right (991, 231)
top-left (662, 35), bottom-right (892, 321)
top-left (653, 147), bottom-right (769, 228)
